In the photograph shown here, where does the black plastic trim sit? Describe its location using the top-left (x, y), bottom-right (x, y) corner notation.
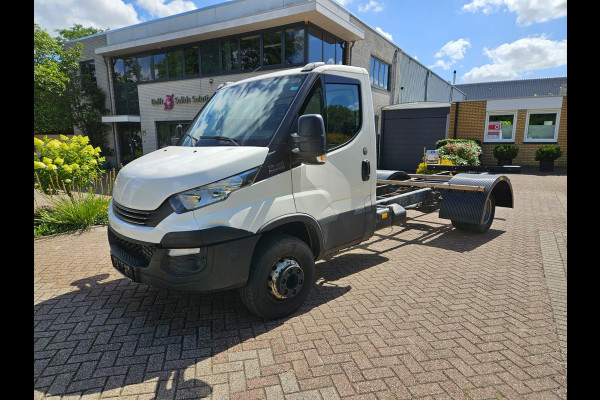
top-left (160, 226), bottom-right (254, 248)
top-left (258, 214), bottom-right (325, 260)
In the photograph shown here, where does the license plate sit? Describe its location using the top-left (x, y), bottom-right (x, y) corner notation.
top-left (111, 254), bottom-right (135, 280)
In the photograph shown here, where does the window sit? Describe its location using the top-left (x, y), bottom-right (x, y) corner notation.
top-left (201, 42), bottom-right (220, 75)
top-left (308, 26), bottom-right (323, 63)
top-left (184, 46), bottom-right (199, 76)
top-left (484, 112), bottom-right (517, 142)
top-left (222, 39), bottom-right (239, 71)
top-left (525, 110), bottom-right (560, 142)
top-left (324, 83), bottom-right (361, 148)
top-left (299, 79), bottom-right (361, 150)
top-left (370, 56), bottom-right (390, 91)
top-left (241, 35), bottom-right (260, 70)
top-left (335, 41), bottom-right (345, 65)
top-left (157, 121), bottom-right (192, 148)
top-left (80, 60), bottom-right (96, 87)
top-left (113, 59), bottom-right (125, 83)
top-left (284, 28), bottom-right (304, 65)
top-left (263, 31), bottom-right (282, 66)
top-left (137, 54), bottom-right (153, 81)
top-left (168, 50), bottom-right (183, 78)
top-left (153, 53), bottom-right (167, 79)
top-left (323, 33), bottom-right (336, 65)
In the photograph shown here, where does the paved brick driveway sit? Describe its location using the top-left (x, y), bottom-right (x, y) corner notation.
top-left (34, 171), bottom-right (567, 400)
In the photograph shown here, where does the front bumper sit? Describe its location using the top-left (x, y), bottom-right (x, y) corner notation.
top-left (107, 225), bottom-right (260, 292)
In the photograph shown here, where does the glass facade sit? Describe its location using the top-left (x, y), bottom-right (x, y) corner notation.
top-left (241, 35), bottom-right (260, 70)
top-left (263, 31), bottom-right (282, 66)
top-left (110, 23), bottom-right (346, 115)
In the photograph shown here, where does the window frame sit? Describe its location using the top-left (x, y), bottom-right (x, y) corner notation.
top-left (370, 56), bottom-right (390, 91)
top-left (523, 109), bottom-right (561, 143)
top-left (484, 110), bottom-right (517, 143)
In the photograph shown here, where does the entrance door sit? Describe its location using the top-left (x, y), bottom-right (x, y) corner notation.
top-left (291, 74), bottom-right (372, 252)
top-left (157, 121), bottom-right (192, 148)
top-left (118, 122), bottom-right (142, 165)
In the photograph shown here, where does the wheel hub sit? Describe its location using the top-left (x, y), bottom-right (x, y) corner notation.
top-left (268, 258), bottom-right (304, 299)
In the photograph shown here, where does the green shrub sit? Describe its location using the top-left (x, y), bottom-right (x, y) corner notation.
top-left (434, 138), bottom-right (482, 149)
top-left (34, 135), bottom-right (105, 195)
top-left (34, 169), bottom-right (115, 238)
top-left (437, 140), bottom-right (482, 166)
top-left (416, 157), bottom-right (456, 174)
top-left (493, 144), bottom-right (519, 160)
top-left (535, 145), bottom-right (563, 161)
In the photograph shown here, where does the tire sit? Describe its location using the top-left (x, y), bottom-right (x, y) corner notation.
top-left (451, 194), bottom-right (496, 233)
top-left (240, 233), bottom-right (314, 320)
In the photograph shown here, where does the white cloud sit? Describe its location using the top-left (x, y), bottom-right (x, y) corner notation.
top-left (462, 35), bottom-right (567, 82)
top-left (34, 0), bottom-right (140, 34)
top-left (135, 0), bottom-right (197, 18)
top-left (359, 0), bottom-right (383, 12)
top-left (375, 27), bottom-right (393, 41)
top-left (462, 0), bottom-right (567, 25)
top-left (428, 38), bottom-right (471, 70)
top-left (332, 0), bottom-right (353, 6)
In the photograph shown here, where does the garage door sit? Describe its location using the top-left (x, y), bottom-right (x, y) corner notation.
top-left (379, 107), bottom-right (450, 172)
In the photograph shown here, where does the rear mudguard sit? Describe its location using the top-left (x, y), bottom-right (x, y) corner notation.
top-left (438, 173), bottom-right (513, 225)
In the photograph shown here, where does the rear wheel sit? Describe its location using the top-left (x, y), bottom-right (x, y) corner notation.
top-left (451, 194), bottom-right (496, 233)
top-left (240, 234), bottom-right (314, 319)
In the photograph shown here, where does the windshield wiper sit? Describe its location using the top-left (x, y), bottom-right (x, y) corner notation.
top-left (196, 136), bottom-right (240, 146)
top-left (184, 132), bottom-right (197, 145)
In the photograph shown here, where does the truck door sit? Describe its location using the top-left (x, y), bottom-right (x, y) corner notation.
top-left (291, 73), bottom-right (373, 253)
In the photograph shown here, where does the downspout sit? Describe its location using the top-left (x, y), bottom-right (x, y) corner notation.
top-left (104, 56), bottom-right (119, 166)
top-left (424, 70), bottom-right (429, 102)
top-left (389, 49), bottom-right (399, 105)
top-left (348, 41), bottom-right (355, 65)
top-left (453, 101), bottom-right (459, 139)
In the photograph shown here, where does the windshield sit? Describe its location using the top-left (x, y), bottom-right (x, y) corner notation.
top-left (180, 74), bottom-right (307, 147)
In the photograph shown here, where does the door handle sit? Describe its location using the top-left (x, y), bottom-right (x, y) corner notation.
top-left (362, 159), bottom-right (370, 181)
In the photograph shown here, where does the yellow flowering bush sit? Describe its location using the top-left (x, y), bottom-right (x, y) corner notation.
top-left (34, 135), bottom-right (105, 194)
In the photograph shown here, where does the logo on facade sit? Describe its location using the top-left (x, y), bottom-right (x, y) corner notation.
top-left (151, 94), bottom-right (212, 107)
top-left (164, 94), bottom-right (174, 110)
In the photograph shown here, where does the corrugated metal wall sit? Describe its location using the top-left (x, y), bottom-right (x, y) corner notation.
top-left (398, 52), bottom-right (466, 103)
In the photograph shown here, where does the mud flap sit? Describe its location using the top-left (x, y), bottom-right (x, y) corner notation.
top-left (438, 173), bottom-right (513, 225)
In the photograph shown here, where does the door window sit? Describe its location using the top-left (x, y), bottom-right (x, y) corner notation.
top-left (299, 79), bottom-right (361, 150)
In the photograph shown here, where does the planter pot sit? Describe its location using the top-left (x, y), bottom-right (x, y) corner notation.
top-left (539, 159), bottom-right (554, 172)
top-left (497, 159), bottom-right (512, 166)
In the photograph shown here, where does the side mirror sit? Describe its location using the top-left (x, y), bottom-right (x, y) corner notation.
top-left (173, 124), bottom-right (183, 145)
top-left (290, 114), bottom-right (327, 164)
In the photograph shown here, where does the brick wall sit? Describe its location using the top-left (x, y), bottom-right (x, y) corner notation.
top-left (448, 96), bottom-right (567, 167)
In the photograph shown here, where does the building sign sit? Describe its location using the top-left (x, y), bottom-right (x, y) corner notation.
top-left (487, 121), bottom-right (502, 137)
top-left (425, 149), bottom-right (439, 164)
top-left (151, 94), bottom-right (212, 108)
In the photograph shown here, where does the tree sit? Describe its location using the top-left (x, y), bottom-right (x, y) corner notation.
top-left (34, 23), bottom-right (111, 155)
top-left (34, 23), bottom-right (79, 135)
top-left (55, 24), bottom-right (107, 45)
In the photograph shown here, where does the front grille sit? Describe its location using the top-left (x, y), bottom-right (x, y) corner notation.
top-left (112, 200), bottom-right (173, 227)
top-left (108, 228), bottom-right (158, 268)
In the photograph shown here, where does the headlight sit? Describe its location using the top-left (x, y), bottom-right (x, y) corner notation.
top-left (169, 167), bottom-right (260, 213)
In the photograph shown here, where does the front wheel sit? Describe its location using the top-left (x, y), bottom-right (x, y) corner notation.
top-left (451, 194), bottom-right (496, 233)
top-left (240, 234), bottom-right (314, 319)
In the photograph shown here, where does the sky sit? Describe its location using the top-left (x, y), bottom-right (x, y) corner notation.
top-left (33, 0), bottom-right (567, 84)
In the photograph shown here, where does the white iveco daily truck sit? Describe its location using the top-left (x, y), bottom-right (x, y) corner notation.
top-left (108, 63), bottom-right (513, 319)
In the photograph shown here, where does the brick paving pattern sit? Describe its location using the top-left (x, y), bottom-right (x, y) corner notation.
top-left (34, 171), bottom-right (567, 400)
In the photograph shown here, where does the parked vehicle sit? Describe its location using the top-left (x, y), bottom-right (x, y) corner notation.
top-left (108, 63), bottom-right (514, 319)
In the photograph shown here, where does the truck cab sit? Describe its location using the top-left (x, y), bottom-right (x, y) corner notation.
top-left (107, 63), bottom-right (512, 319)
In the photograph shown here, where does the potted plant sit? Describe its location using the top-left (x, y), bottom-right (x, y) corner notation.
top-left (493, 144), bottom-right (519, 166)
top-left (535, 145), bottom-right (563, 172)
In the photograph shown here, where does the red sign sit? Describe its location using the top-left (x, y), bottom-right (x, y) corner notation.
top-left (488, 122), bottom-right (501, 137)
